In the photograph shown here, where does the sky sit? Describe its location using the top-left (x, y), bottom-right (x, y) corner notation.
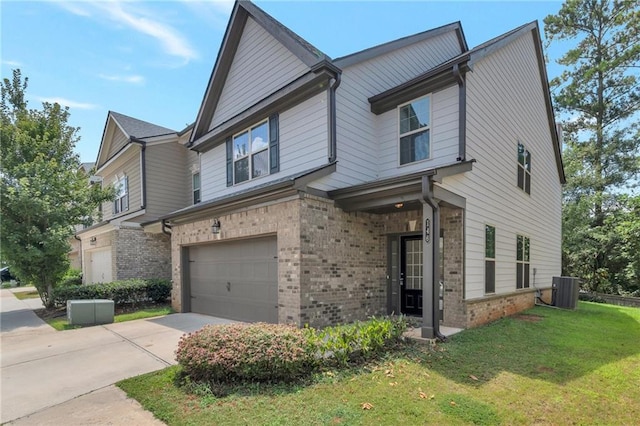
top-left (1, 0), bottom-right (568, 163)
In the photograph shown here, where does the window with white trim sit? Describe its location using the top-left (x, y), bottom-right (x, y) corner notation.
top-left (485, 225), bottom-right (496, 294)
top-left (113, 175), bottom-right (128, 214)
top-left (192, 172), bottom-right (201, 204)
top-left (399, 96), bottom-right (430, 165)
top-left (517, 142), bottom-right (531, 194)
top-left (233, 121), bottom-right (269, 184)
top-left (516, 235), bottom-right (530, 289)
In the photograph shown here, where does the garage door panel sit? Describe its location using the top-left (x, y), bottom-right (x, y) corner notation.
top-left (188, 237), bottom-right (278, 323)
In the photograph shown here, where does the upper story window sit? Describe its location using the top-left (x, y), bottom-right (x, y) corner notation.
top-left (232, 121), bottom-right (269, 184)
top-left (517, 142), bottom-right (531, 194)
top-left (485, 225), bottom-right (496, 294)
top-left (113, 175), bottom-right (128, 214)
top-left (192, 172), bottom-right (201, 204)
top-left (399, 96), bottom-right (430, 165)
top-left (516, 234), bottom-right (530, 289)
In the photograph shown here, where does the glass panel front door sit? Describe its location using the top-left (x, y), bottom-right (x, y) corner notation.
top-left (401, 235), bottom-right (423, 316)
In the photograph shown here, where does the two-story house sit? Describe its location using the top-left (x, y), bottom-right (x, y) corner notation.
top-left (76, 112), bottom-right (199, 284)
top-left (162, 0), bottom-right (564, 338)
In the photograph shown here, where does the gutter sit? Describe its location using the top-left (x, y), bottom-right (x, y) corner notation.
top-left (130, 137), bottom-right (147, 209)
top-left (452, 63), bottom-right (466, 162)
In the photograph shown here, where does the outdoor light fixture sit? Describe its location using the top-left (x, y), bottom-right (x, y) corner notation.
top-left (89, 236), bottom-right (97, 245)
top-left (395, 203), bottom-right (404, 209)
top-left (211, 218), bottom-right (221, 234)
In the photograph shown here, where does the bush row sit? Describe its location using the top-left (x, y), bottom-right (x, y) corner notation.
top-left (51, 278), bottom-right (171, 307)
top-left (175, 316), bottom-right (408, 383)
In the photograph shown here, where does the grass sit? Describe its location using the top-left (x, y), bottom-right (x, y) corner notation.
top-left (46, 305), bottom-right (174, 331)
top-left (117, 302), bottom-right (640, 425)
top-left (13, 290), bottom-right (40, 300)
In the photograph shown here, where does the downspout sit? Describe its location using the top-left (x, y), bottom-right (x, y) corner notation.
top-left (131, 137), bottom-right (147, 209)
top-left (74, 235), bottom-right (82, 277)
top-left (328, 71), bottom-right (342, 163)
top-left (453, 63), bottom-right (466, 162)
top-left (422, 175), bottom-right (445, 341)
top-left (161, 219), bottom-right (172, 236)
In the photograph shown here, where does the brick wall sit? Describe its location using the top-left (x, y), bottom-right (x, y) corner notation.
top-left (441, 207), bottom-right (466, 328)
top-left (299, 195), bottom-right (387, 327)
top-left (114, 227), bottom-right (171, 280)
top-left (466, 288), bottom-right (536, 327)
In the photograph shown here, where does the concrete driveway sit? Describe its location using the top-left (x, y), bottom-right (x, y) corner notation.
top-left (0, 288), bottom-right (234, 424)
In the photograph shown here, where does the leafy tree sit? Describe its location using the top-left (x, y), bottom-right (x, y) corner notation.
top-left (1, 69), bottom-right (113, 306)
top-left (544, 0), bottom-right (640, 292)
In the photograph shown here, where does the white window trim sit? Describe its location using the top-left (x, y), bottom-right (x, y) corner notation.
top-left (516, 234), bottom-right (531, 289)
top-left (192, 172), bottom-right (201, 205)
top-left (517, 141), bottom-right (531, 194)
top-left (113, 175), bottom-right (128, 214)
top-left (397, 94), bottom-right (432, 167)
top-left (232, 119), bottom-right (269, 185)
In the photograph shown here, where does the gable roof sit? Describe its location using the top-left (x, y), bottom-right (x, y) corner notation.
top-left (95, 111), bottom-right (177, 168)
top-left (191, 0), bottom-right (331, 142)
top-left (334, 21), bottom-right (467, 68)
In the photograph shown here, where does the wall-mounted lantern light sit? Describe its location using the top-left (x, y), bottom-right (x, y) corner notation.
top-left (90, 236), bottom-right (97, 245)
top-left (211, 218), bottom-right (221, 235)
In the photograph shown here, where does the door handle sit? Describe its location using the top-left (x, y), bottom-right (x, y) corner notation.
top-left (226, 282), bottom-right (231, 291)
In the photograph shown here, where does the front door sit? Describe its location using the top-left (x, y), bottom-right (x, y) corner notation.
top-left (401, 235), bottom-right (423, 316)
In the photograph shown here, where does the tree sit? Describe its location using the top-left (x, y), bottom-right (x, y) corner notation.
top-left (544, 0), bottom-right (640, 293)
top-left (1, 69), bottom-right (113, 307)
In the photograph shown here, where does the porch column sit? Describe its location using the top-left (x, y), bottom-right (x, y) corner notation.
top-left (421, 176), bottom-right (440, 339)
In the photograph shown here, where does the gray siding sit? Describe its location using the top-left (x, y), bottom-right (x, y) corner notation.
top-left (107, 126), bottom-right (129, 160)
top-left (99, 147), bottom-right (142, 221)
top-left (145, 141), bottom-right (190, 218)
top-left (209, 17), bottom-right (309, 130)
top-left (312, 30), bottom-right (463, 191)
top-left (201, 91), bottom-right (328, 201)
top-left (440, 31), bottom-right (562, 300)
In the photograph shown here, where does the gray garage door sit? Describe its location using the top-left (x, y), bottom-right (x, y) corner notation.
top-left (188, 236), bottom-right (278, 323)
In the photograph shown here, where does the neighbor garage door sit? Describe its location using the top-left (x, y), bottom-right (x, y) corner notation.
top-left (88, 248), bottom-right (112, 284)
top-left (188, 236), bottom-right (278, 323)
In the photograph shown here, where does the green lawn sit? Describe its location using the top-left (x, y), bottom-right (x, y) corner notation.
top-left (117, 302), bottom-right (640, 425)
top-left (47, 306), bottom-right (174, 331)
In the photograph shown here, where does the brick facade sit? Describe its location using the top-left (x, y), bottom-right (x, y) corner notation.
top-left (114, 227), bottom-right (171, 280)
top-left (441, 207), bottom-right (466, 328)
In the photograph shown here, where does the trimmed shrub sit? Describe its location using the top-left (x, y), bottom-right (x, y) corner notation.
top-left (59, 268), bottom-right (83, 287)
top-left (307, 316), bottom-right (408, 367)
top-left (578, 292), bottom-right (606, 303)
top-left (51, 278), bottom-right (172, 307)
top-left (176, 323), bottom-right (316, 383)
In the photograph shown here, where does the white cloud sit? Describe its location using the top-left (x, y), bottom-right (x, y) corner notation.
top-left (95, 1), bottom-right (198, 64)
top-left (52, 1), bottom-right (92, 17)
top-left (98, 73), bottom-right (145, 84)
top-left (2, 59), bottom-right (23, 67)
top-left (180, 0), bottom-right (234, 27)
top-left (36, 97), bottom-right (99, 110)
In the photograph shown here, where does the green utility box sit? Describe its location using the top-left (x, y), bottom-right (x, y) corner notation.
top-left (67, 299), bottom-right (115, 325)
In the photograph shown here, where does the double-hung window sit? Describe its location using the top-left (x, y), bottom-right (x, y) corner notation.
top-left (399, 96), bottom-right (430, 165)
top-left (233, 121), bottom-right (269, 184)
top-left (516, 235), bottom-right (530, 289)
top-left (192, 172), bottom-right (201, 204)
top-left (485, 225), bottom-right (496, 294)
top-left (113, 175), bottom-right (128, 214)
top-left (517, 142), bottom-right (531, 194)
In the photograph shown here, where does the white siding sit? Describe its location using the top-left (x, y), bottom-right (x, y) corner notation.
top-left (201, 91), bottom-right (329, 201)
top-left (313, 30), bottom-right (463, 191)
top-left (377, 85), bottom-right (459, 179)
top-left (209, 17), bottom-right (309, 130)
top-left (439, 32), bottom-right (562, 300)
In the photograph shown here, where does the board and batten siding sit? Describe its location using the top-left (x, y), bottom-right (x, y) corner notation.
top-left (201, 91), bottom-right (329, 202)
top-left (99, 147), bottom-right (142, 222)
top-left (312, 30), bottom-right (463, 191)
top-left (439, 31), bottom-right (562, 300)
top-left (145, 141), bottom-right (191, 218)
top-left (209, 17), bottom-right (309, 131)
top-left (376, 85), bottom-right (459, 179)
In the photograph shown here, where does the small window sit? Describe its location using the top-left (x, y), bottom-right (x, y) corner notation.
top-left (516, 235), bottom-right (530, 289)
top-left (485, 225), bottom-right (496, 294)
top-left (399, 96), bottom-right (430, 165)
top-left (517, 142), bottom-right (531, 194)
top-left (113, 175), bottom-right (128, 214)
top-left (233, 121), bottom-right (269, 184)
top-left (192, 172), bottom-right (201, 204)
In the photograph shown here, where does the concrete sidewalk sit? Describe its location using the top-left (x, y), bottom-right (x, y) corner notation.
top-left (0, 288), bottom-right (234, 424)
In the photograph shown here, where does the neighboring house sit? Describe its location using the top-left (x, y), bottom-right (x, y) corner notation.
top-left (162, 0), bottom-right (564, 337)
top-left (68, 162), bottom-right (96, 271)
top-left (76, 112), bottom-right (198, 284)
